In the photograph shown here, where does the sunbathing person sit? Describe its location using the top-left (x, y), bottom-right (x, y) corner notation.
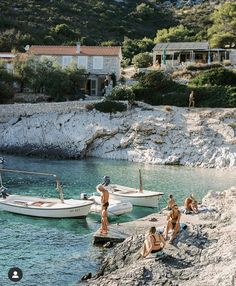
top-left (167, 194), bottom-right (176, 210)
top-left (163, 204), bottom-right (181, 243)
top-left (184, 194), bottom-right (198, 214)
top-left (141, 226), bottom-right (166, 258)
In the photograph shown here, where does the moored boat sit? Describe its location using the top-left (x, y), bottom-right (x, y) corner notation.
top-left (86, 194), bottom-right (133, 216)
top-left (103, 170), bottom-right (164, 208)
top-left (0, 168), bottom-right (92, 218)
top-left (108, 184), bottom-right (163, 208)
top-left (0, 195), bottom-right (93, 218)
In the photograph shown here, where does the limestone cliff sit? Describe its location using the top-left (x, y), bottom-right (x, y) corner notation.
top-left (0, 102), bottom-right (235, 168)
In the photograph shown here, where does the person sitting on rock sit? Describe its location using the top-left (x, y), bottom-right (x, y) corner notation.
top-left (184, 194), bottom-right (198, 214)
top-left (167, 194), bottom-right (176, 210)
top-left (163, 204), bottom-right (181, 243)
top-left (140, 226), bottom-right (165, 258)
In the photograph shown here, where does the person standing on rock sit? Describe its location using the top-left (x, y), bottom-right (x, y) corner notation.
top-left (100, 203), bottom-right (109, 235)
top-left (189, 90), bottom-right (195, 108)
top-left (140, 226), bottom-right (166, 258)
top-left (96, 184), bottom-right (109, 235)
top-left (96, 184), bottom-right (109, 207)
top-left (163, 204), bottom-right (181, 243)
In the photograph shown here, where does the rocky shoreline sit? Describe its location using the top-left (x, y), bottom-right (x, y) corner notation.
top-left (0, 102), bottom-right (235, 168)
top-left (82, 186), bottom-right (236, 286)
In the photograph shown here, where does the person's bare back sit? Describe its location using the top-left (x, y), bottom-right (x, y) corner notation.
top-left (96, 184), bottom-right (109, 205)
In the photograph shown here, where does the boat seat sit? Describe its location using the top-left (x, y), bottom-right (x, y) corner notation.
top-left (13, 200), bottom-right (28, 206)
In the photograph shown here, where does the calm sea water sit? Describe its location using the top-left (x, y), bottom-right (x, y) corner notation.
top-left (0, 154), bottom-right (236, 286)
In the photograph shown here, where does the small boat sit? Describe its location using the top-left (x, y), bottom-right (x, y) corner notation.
top-left (104, 170), bottom-right (164, 208)
top-left (83, 194), bottom-right (133, 216)
top-left (0, 168), bottom-right (93, 218)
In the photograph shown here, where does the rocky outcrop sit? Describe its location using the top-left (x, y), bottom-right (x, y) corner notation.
top-left (83, 186), bottom-right (236, 286)
top-left (0, 102), bottom-right (235, 168)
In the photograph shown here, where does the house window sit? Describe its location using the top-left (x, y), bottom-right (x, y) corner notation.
top-left (77, 56), bottom-right (88, 69)
top-left (62, 56), bottom-right (73, 67)
top-left (93, 56), bottom-right (103, 69)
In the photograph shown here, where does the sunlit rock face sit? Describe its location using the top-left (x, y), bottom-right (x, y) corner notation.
top-left (0, 102), bottom-right (235, 168)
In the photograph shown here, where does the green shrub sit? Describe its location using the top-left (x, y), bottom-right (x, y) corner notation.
top-left (0, 62), bottom-right (15, 104)
top-left (186, 63), bottom-right (222, 71)
top-left (192, 86), bottom-right (232, 107)
top-left (139, 71), bottom-right (172, 91)
top-left (226, 86), bottom-right (236, 107)
top-left (162, 91), bottom-right (189, 107)
top-left (189, 68), bottom-right (236, 87)
top-left (132, 85), bottom-right (163, 105)
top-left (108, 85), bottom-right (135, 104)
top-left (132, 71), bottom-right (188, 106)
top-left (94, 100), bottom-right (127, 113)
top-left (0, 82), bottom-right (14, 104)
top-left (132, 52), bottom-right (152, 68)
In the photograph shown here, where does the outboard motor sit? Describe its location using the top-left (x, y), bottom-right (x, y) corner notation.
top-left (103, 176), bottom-right (110, 186)
top-left (80, 193), bottom-right (88, 200)
top-left (0, 187), bottom-right (9, 199)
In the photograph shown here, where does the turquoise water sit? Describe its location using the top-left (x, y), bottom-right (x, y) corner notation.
top-left (0, 154), bottom-right (236, 286)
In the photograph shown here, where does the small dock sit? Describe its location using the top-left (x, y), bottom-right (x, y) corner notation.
top-left (93, 224), bottom-right (129, 246)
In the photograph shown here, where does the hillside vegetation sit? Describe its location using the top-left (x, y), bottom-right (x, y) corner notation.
top-left (0, 0), bottom-right (176, 51)
top-left (1, 0), bottom-right (232, 52)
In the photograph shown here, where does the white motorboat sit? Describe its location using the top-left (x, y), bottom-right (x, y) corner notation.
top-left (103, 171), bottom-right (164, 208)
top-left (108, 184), bottom-right (163, 208)
top-left (85, 194), bottom-right (133, 216)
top-left (0, 168), bottom-right (92, 218)
top-left (0, 195), bottom-right (93, 218)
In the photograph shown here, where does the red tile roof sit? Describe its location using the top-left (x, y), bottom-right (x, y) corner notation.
top-left (0, 52), bottom-right (16, 61)
top-left (29, 45), bottom-right (121, 56)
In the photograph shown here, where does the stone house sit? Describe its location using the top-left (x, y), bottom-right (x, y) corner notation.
top-left (153, 42), bottom-right (234, 67)
top-left (0, 52), bottom-right (16, 72)
top-left (27, 43), bottom-right (122, 96)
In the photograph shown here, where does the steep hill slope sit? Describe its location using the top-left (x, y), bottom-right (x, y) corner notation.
top-left (0, 0), bottom-right (176, 51)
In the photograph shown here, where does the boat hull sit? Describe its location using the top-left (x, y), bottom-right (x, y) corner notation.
top-left (89, 196), bottom-right (133, 216)
top-left (108, 184), bottom-right (163, 208)
top-left (0, 196), bottom-right (93, 218)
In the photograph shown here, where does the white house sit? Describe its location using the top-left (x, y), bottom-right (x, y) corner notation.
top-left (0, 52), bottom-right (16, 71)
top-left (27, 43), bottom-right (122, 96)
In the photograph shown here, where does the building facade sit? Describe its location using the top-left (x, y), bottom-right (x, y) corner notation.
top-left (153, 42), bottom-right (232, 68)
top-left (27, 43), bottom-right (122, 96)
top-left (0, 52), bottom-right (16, 71)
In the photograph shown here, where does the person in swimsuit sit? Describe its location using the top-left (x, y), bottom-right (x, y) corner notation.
top-left (100, 203), bottom-right (108, 235)
top-left (184, 194), bottom-right (198, 214)
top-left (140, 226), bottom-right (166, 258)
top-left (167, 194), bottom-right (176, 210)
top-left (97, 184), bottom-right (109, 234)
top-left (163, 204), bottom-right (181, 243)
top-left (96, 184), bottom-right (109, 207)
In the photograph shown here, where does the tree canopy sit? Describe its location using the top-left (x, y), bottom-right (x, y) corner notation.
top-left (208, 2), bottom-right (236, 48)
top-left (154, 25), bottom-right (193, 43)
